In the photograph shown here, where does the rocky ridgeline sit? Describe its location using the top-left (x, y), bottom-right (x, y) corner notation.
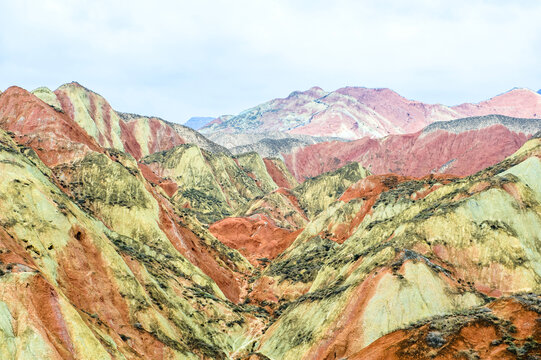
top-left (118, 111), bottom-right (231, 155)
top-left (423, 114), bottom-right (541, 135)
top-left (231, 138), bottom-right (313, 158)
top-left (207, 130), bottom-right (340, 149)
top-left (201, 86), bottom-right (541, 140)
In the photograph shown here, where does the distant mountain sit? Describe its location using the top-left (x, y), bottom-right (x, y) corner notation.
top-left (201, 86), bottom-right (541, 140)
top-left (423, 114), bottom-right (541, 134)
top-left (206, 130), bottom-right (344, 158)
top-left (184, 116), bottom-right (214, 130)
top-left (283, 114), bottom-right (541, 180)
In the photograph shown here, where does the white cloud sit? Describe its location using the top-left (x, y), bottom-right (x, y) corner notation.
top-left (1, 0), bottom-right (540, 122)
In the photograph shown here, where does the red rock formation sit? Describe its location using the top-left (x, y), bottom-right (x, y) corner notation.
top-left (209, 215), bottom-right (302, 266)
top-left (454, 88), bottom-right (541, 119)
top-left (0, 86), bottom-right (103, 166)
top-left (138, 163), bottom-right (179, 197)
top-left (284, 125), bottom-right (529, 181)
top-left (350, 296), bottom-right (541, 360)
top-left (119, 116), bottom-right (185, 160)
top-left (325, 174), bottom-right (455, 244)
top-left (263, 158), bottom-right (297, 189)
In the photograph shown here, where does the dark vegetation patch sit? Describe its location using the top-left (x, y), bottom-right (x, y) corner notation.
top-left (329, 240), bottom-right (393, 269)
top-left (402, 300), bottom-right (541, 358)
top-left (390, 249), bottom-right (451, 278)
top-left (60, 153), bottom-right (150, 209)
top-left (268, 236), bottom-right (337, 283)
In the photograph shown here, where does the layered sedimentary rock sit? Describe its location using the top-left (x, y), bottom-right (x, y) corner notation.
top-left (30, 82), bottom-right (227, 161)
top-left (0, 87), bottom-right (270, 358)
top-left (201, 86), bottom-right (541, 140)
top-left (0, 126), bottom-right (261, 358)
top-left (253, 136), bottom-right (541, 359)
top-left (284, 115), bottom-right (539, 181)
top-left (1, 83), bottom-right (541, 359)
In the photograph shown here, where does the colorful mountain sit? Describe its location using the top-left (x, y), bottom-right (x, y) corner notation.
top-left (252, 135), bottom-right (541, 358)
top-left (1, 83), bottom-right (541, 359)
top-left (201, 86), bottom-right (541, 140)
top-left (0, 87), bottom-right (260, 358)
top-left (33, 82), bottom-right (227, 160)
top-left (284, 115), bottom-right (540, 181)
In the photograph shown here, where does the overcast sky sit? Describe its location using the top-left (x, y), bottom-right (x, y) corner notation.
top-left (1, 0), bottom-right (540, 123)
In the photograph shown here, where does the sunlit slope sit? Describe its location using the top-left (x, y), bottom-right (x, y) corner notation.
top-left (255, 135), bottom-right (541, 359)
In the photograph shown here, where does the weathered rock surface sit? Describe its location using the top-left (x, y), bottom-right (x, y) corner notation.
top-left (254, 136), bottom-right (541, 359)
top-left (2, 83), bottom-right (541, 360)
top-left (201, 86), bottom-right (541, 140)
top-left (284, 116), bottom-right (538, 181)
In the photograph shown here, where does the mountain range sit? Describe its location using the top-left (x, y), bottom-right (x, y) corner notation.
top-left (0, 82), bottom-right (540, 359)
top-left (201, 86), bottom-right (541, 140)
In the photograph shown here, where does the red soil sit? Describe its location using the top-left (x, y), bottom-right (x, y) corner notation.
top-left (209, 215), bottom-right (302, 266)
top-left (263, 158), bottom-right (296, 189)
top-left (138, 163), bottom-right (178, 197)
top-left (350, 297), bottom-right (541, 360)
top-left (56, 226), bottom-right (167, 359)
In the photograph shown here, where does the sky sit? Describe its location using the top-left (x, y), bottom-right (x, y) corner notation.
top-left (1, 0), bottom-right (540, 124)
